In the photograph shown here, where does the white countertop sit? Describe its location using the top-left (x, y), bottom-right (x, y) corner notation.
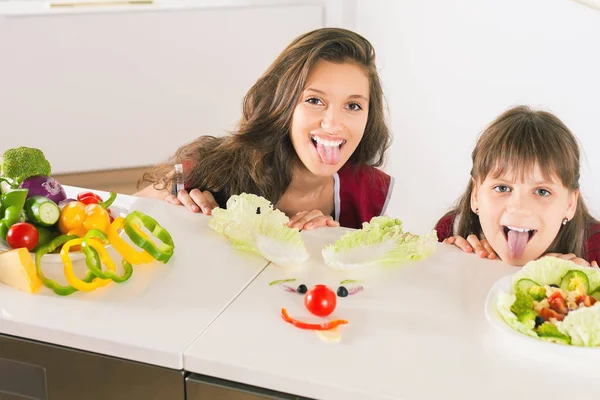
top-left (183, 227), bottom-right (600, 400)
top-left (0, 186), bottom-right (269, 369)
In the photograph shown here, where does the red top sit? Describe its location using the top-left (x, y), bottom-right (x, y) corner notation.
top-left (336, 163), bottom-right (394, 229)
top-left (434, 212), bottom-right (600, 264)
top-left (176, 161), bottom-right (393, 230)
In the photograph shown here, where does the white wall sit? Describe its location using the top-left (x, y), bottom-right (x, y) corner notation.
top-left (0, 0), bottom-right (325, 174)
top-left (353, 0), bottom-right (600, 233)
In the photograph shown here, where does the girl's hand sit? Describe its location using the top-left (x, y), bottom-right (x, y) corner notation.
top-left (165, 189), bottom-right (218, 215)
top-left (542, 253), bottom-right (599, 268)
top-left (443, 234), bottom-right (497, 259)
top-left (287, 210), bottom-right (340, 231)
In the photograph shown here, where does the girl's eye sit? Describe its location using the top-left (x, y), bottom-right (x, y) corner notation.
top-left (535, 188), bottom-right (551, 197)
top-left (346, 102), bottom-right (363, 111)
top-left (493, 185), bottom-right (511, 193)
top-left (306, 97), bottom-right (324, 106)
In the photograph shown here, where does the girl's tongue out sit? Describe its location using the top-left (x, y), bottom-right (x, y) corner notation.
top-left (506, 229), bottom-right (530, 259)
top-left (312, 136), bottom-right (343, 165)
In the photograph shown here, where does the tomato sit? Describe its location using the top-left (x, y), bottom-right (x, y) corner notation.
top-left (540, 307), bottom-right (565, 322)
top-left (6, 222), bottom-right (39, 251)
top-left (304, 285), bottom-right (337, 317)
top-left (548, 292), bottom-right (568, 314)
top-left (576, 295), bottom-right (597, 307)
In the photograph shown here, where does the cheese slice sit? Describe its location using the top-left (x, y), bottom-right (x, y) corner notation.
top-left (0, 248), bottom-right (42, 294)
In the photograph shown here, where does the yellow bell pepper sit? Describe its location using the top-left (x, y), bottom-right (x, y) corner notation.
top-left (58, 201), bottom-right (111, 238)
top-left (108, 217), bottom-right (154, 265)
top-left (61, 238), bottom-right (113, 292)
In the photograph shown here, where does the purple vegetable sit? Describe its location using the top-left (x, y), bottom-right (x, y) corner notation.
top-left (19, 175), bottom-right (67, 204)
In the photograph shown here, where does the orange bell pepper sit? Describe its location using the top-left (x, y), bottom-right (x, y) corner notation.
top-left (58, 201), bottom-right (111, 238)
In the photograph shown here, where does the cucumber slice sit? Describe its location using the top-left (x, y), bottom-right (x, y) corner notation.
top-left (590, 288), bottom-right (600, 302)
top-left (559, 270), bottom-right (589, 294)
top-left (24, 195), bottom-right (60, 227)
top-left (516, 278), bottom-right (546, 301)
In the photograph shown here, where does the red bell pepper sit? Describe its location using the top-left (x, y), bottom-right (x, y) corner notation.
top-left (280, 308), bottom-right (348, 331)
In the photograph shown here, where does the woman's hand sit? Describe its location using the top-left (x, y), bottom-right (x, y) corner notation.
top-left (542, 253), bottom-right (599, 268)
top-left (165, 189), bottom-right (219, 215)
top-left (287, 210), bottom-right (340, 231)
top-left (442, 234), bottom-right (497, 259)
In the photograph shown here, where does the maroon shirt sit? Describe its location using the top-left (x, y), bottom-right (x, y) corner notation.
top-left (434, 212), bottom-right (600, 264)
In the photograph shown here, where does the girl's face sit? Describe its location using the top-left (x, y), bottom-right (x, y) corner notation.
top-left (290, 60), bottom-right (370, 176)
top-left (471, 164), bottom-right (579, 266)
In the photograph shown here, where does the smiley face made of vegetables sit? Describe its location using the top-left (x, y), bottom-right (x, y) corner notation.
top-left (271, 279), bottom-right (363, 332)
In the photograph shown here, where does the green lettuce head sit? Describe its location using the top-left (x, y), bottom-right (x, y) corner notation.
top-left (321, 216), bottom-right (437, 270)
top-left (208, 193), bottom-right (308, 266)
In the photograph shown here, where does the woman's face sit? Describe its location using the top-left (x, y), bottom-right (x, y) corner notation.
top-left (472, 164), bottom-right (578, 266)
top-left (290, 60), bottom-right (370, 176)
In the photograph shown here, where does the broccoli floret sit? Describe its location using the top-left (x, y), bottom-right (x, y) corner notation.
top-left (536, 322), bottom-right (571, 344)
top-left (510, 289), bottom-right (537, 323)
top-left (1, 147), bottom-right (51, 184)
top-left (528, 285), bottom-right (547, 301)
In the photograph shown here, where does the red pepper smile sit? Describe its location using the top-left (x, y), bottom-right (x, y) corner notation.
top-left (281, 308), bottom-right (348, 331)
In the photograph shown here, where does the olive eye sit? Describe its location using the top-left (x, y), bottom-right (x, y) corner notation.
top-left (296, 284), bottom-right (307, 294)
top-left (337, 286), bottom-right (348, 297)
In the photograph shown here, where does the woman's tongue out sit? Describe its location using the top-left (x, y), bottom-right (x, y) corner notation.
top-left (507, 229), bottom-right (529, 259)
top-left (315, 142), bottom-right (341, 165)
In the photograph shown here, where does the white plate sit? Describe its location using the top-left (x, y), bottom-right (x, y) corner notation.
top-left (0, 204), bottom-right (129, 263)
top-left (484, 274), bottom-right (600, 352)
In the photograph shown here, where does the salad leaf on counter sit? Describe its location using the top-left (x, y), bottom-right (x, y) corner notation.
top-left (209, 193), bottom-right (309, 266)
top-left (321, 216), bottom-right (437, 270)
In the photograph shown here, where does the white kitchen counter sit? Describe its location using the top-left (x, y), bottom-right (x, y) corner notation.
top-left (183, 227), bottom-right (600, 400)
top-left (0, 186), bottom-right (270, 369)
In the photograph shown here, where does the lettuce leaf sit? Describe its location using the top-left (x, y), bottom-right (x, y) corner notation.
top-left (511, 256), bottom-right (600, 292)
top-left (321, 216), bottom-right (437, 270)
top-left (208, 193), bottom-right (308, 266)
top-left (496, 291), bottom-right (538, 338)
top-left (556, 303), bottom-right (600, 346)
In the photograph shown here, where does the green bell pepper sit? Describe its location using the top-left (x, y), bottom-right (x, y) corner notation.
top-left (80, 229), bottom-right (133, 283)
top-left (123, 211), bottom-right (174, 263)
top-left (0, 188), bottom-right (28, 239)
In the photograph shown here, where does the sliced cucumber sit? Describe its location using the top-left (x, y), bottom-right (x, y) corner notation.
top-left (559, 270), bottom-right (589, 294)
top-left (516, 278), bottom-right (546, 301)
top-left (24, 195), bottom-right (60, 227)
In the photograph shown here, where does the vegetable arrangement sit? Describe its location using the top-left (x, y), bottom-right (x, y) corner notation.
top-left (497, 257), bottom-right (600, 346)
top-left (0, 146), bottom-right (175, 296)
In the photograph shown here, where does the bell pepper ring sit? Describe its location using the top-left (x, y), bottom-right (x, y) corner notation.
top-left (35, 234), bottom-right (96, 296)
top-left (123, 211), bottom-right (174, 263)
top-left (61, 238), bottom-right (113, 292)
top-left (280, 308), bottom-right (348, 331)
top-left (108, 217), bottom-right (154, 265)
top-left (80, 229), bottom-right (133, 283)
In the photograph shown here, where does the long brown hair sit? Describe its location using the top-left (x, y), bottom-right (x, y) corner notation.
top-left (448, 105), bottom-right (598, 257)
top-left (139, 28), bottom-right (391, 204)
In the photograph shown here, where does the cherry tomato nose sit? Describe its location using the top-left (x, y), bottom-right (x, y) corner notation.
top-left (304, 284), bottom-right (337, 317)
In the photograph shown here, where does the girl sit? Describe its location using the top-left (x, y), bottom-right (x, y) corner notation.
top-left (436, 105), bottom-right (600, 267)
top-left (136, 28), bottom-right (394, 231)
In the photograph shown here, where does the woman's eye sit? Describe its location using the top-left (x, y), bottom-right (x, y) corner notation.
top-left (347, 102), bottom-right (363, 111)
top-left (306, 97), bottom-right (323, 106)
top-left (493, 185), bottom-right (511, 193)
top-left (535, 188), bottom-right (551, 197)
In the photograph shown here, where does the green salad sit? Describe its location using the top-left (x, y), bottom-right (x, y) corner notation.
top-left (497, 257), bottom-right (600, 346)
